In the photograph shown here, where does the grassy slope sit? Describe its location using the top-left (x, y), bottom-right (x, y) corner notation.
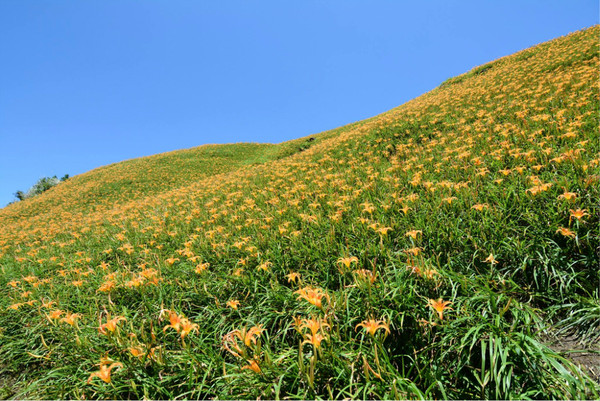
top-left (0, 27), bottom-right (598, 399)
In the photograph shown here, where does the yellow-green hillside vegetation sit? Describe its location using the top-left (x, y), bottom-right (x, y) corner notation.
top-left (0, 26), bottom-right (598, 399)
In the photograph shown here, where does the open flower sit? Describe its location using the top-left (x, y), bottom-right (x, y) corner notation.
top-left (60, 312), bottom-right (81, 327)
top-left (355, 318), bottom-right (390, 337)
top-left (442, 196), bottom-right (457, 205)
top-left (128, 346), bottom-right (145, 358)
top-left (257, 261), bottom-right (272, 272)
top-left (556, 227), bottom-right (576, 238)
top-left (297, 317), bottom-right (330, 336)
top-left (162, 310), bottom-right (198, 339)
top-left (165, 257), bottom-right (179, 266)
top-left (558, 191), bottom-right (577, 201)
top-left (87, 360), bottom-right (122, 384)
top-left (570, 209), bottom-right (588, 222)
top-left (295, 286), bottom-right (330, 309)
top-left (195, 262), bottom-right (210, 274)
top-left (162, 310), bottom-right (182, 333)
top-left (302, 333), bottom-right (326, 349)
top-left (405, 230), bottom-right (422, 240)
top-left (226, 299), bottom-right (240, 310)
top-left (48, 309), bottom-right (64, 320)
top-left (286, 272), bottom-right (301, 284)
top-left (427, 298), bottom-right (452, 320)
top-left (99, 316), bottom-right (126, 335)
top-left (179, 318), bottom-right (199, 339)
top-left (338, 256), bottom-right (359, 269)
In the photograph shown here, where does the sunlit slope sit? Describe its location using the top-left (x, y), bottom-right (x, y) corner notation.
top-left (0, 27), bottom-right (598, 400)
top-left (0, 139), bottom-right (325, 232)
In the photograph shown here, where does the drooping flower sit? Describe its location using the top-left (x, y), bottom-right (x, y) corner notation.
top-left (241, 359), bottom-right (261, 373)
top-left (222, 325), bottom-right (265, 358)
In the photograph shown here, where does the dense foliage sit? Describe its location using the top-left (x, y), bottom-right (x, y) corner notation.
top-left (13, 175), bottom-right (69, 203)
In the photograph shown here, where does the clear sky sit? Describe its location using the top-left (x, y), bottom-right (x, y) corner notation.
top-left (0, 1), bottom-right (598, 207)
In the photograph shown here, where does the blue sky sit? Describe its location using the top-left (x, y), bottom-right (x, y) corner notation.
top-left (0, 1), bottom-right (597, 207)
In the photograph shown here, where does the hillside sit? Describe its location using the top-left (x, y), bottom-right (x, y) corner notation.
top-left (0, 26), bottom-right (598, 399)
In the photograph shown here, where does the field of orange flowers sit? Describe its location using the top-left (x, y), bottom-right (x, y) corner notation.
top-left (0, 26), bottom-right (598, 399)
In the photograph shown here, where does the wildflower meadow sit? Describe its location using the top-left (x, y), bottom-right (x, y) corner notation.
top-left (0, 26), bottom-right (598, 399)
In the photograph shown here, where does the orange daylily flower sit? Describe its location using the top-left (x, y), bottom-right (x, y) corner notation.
top-left (338, 256), bottom-right (359, 269)
top-left (60, 312), bottom-right (81, 327)
top-left (558, 191), bottom-right (577, 201)
top-left (162, 310), bottom-right (198, 339)
top-left (241, 359), bottom-right (261, 373)
top-left (353, 269), bottom-right (377, 285)
top-left (128, 346), bottom-right (145, 358)
top-left (355, 318), bottom-right (390, 337)
top-left (226, 299), bottom-right (240, 310)
top-left (195, 262), bottom-right (210, 274)
top-left (222, 325), bottom-right (265, 358)
top-left (165, 257), bottom-right (179, 266)
top-left (162, 310), bottom-right (182, 333)
top-left (570, 209), bottom-right (588, 222)
top-left (471, 203), bottom-right (489, 211)
top-left (41, 299), bottom-right (56, 309)
top-left (404, 247), bottom-right (422, 256)
top-left (48, 309), bottom-right (64, 320)
top-left (99, 316), bottom-right (126, 335)
top-left (442, 196), bottom-right (457, 204)
top-left (286, 272), bottom-right (301, 283)
top-left (295, 286), bottom-right (330, 309)
top-left (405, 230), bottom-right (422, 239)
top-left (376, 226), bottom-right (393, 236)
top-left (257, 261), bottom-right (272, 271)
top-left (87, 361), bottom-right (123, 384)
top-left (556, 227), bottom-right (576, 238)
top-left (298, 317), bottom-right (330, 336)
top-left (179, 318), bottom-right (199, 339)
top-left (302, 333), bottom-right (326, 349)
top-left (427, 298), bottom-right (452, 320)
top-left (484, 254), bottom-right (498, 265)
